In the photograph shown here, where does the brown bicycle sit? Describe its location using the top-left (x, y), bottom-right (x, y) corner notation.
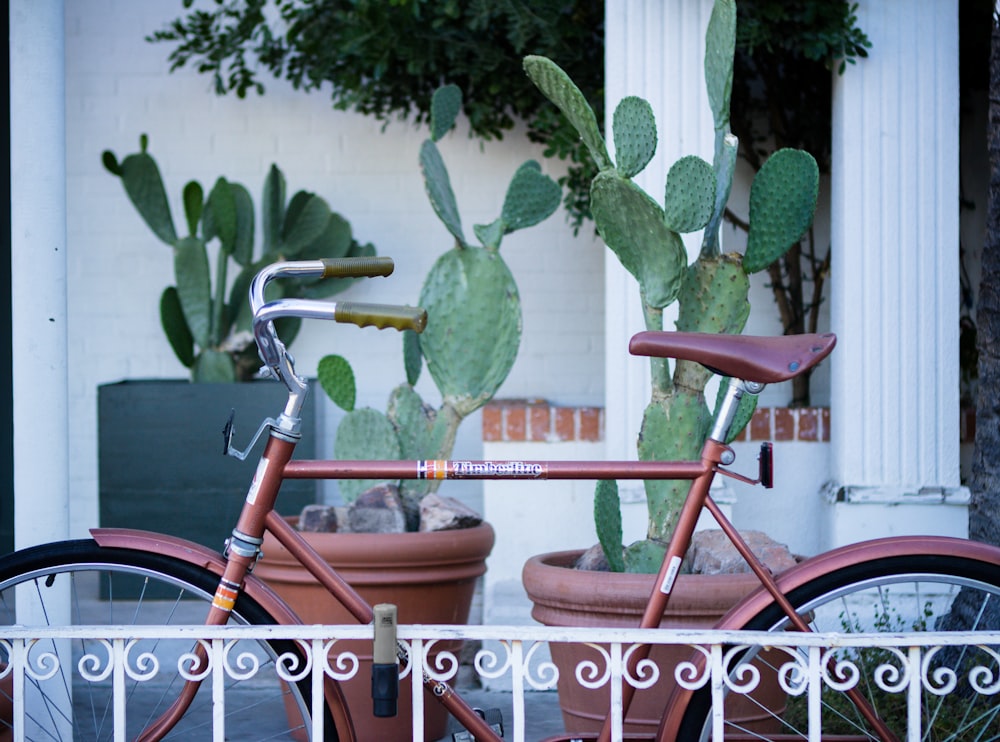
top-left (2, 257), bottom-right (999, 741)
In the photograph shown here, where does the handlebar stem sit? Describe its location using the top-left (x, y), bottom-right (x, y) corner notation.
top-left (249, 262), bottom-right (329, 430)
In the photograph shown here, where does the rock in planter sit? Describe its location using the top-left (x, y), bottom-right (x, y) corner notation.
top-left (347, 483), bottom-right (407, 533)
top-left (688, 529), bottom-right (797, 575)
top-left (419, 493), bottom-right (483, 532)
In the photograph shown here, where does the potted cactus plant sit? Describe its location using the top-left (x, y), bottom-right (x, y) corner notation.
top-left (519, 0), bottom-right (819, 735)
top-left (253, 84), bottom-right (562, 740)
top-left (98, 136), bottom-right (375, 550)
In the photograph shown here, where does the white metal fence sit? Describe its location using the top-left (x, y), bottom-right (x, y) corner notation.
top-left (3, 624), bottom-right (1000, 742)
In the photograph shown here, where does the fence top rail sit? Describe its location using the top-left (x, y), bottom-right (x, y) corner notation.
top-left (4, 624), bottom-right (1000, 648)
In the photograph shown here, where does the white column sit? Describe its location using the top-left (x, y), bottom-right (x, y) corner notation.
top-left (827, 0), bottom-right (965, 544)
top-left (10, 0), bottom-right (70, 551)
top-left (604, 0), bottom-right (715, 463)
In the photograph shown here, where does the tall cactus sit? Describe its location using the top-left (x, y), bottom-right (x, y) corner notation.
top-left (320, 85), bottom-right (561, 513)
top-left (103, 135), bottom-right (374, 382)
top-left (525, 0), bottom-right (819, 572)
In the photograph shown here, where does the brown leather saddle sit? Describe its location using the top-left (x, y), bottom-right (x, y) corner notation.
top-left (628, 331), bottom-right (837, 384)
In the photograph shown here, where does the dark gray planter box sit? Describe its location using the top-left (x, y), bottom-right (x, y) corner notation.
top-left (98, 380), bottom-right (319, 553)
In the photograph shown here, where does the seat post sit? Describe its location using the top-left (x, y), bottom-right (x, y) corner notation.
top-left (710, 378), bottom-right (765, 443)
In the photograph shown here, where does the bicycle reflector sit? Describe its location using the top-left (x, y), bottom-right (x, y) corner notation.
top-left (759, 442), bottom-right (774, 489)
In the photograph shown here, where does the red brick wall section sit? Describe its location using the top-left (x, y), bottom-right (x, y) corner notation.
top-left (482, 400), bottom-right (604, 443)
top-left (729, 406), bottom-right (830, 442)
top-left (484, 402), bottom-right (978, 444)
top-left (483, 401), bottom-right (838, 443)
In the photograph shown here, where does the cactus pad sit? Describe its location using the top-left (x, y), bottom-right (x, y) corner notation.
top-left (674, 255), bottom-right (750, 392)
top-left (281, 192), bottom-right (333, 257)
top-left (638, 393), bottom-right (712, 541)
top-left (192, 349), bottom-right (235, 383)
top-left (418, 247), bottom-right (521, 417)
top-left (523, 55), bottom-right (612, 171)
top-left (387, 385), bottom-right (456, 497)
top-left (173, 236), bottom-right (212, 350)
top-left (420, 140), bottom-right (467, 247)
top-left (183, 181), bottom-right (204, 237)
top-left (204, 178), bottom-right (237, 253)
top-left (613, 97), bottom-right (657, 179)
top-left (624, 539), bottom-right (667, 574)
top-left (675, 254), bottom-right (750, 335)
top-left (663, 155), bottom-right (715, 234)
top-left (500, 161), bottom-right (562, 232)
top-left (594, 480), bottom-right (625, 572)
top-left (743, 148), bottom-right (819, 274)
top-left (403, 330), bottom-right (422, 386)
top-left (334, 408), bottom-right (402, 502)
top-left (317, 354), bottom-right (356, 412)
top-left (261, 164), bottom-right (287, 253)
top-left (430, 84), bottom-right (462, 142)
top-left (116, 150), bottom-right (177, 245)
top-left (704, 0), bottom-right (736, 130)
top-left (160, 287), bottom-right (195, 368)
top-left (591, 171), bottom-right (687, 308)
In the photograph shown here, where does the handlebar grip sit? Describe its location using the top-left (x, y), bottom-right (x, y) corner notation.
top-left (322, 257), bottom-right (395, 278)
top-left (335, 302), bottom-right (428, 333)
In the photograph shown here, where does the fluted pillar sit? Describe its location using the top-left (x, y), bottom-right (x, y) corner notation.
top-left (827, 0), bottom-right (966, 544)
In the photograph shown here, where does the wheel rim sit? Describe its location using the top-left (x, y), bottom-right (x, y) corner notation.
top-left (0, 555), bottom-right (312, 741)
top-left (685, 568), bottom-right (1000, 741)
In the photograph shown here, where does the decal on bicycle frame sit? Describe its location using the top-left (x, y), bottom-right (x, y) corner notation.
top-left (417, 460), bottom-right (546, 480)
top-left (246, 457), bottom-right (269, 504)
top-left (659, 555), bottom-right (683, 595)
top-left (212, 578), bottom-right (241, 612)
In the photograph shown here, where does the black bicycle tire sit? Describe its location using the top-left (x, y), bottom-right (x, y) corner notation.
top-left (0, 539), bottom-right (340, 742)
top-left (673, 552), bottom-right (1000, 741)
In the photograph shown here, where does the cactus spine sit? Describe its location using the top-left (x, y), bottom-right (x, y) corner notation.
top-left (525, 0), bottom-right (819, 571)
top-left (103, 136), bottom-right (374, 382)
top-left (321, 85), bottom-right (561, 513)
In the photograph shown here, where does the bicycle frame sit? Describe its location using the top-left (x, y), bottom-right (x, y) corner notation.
top-left (104, 260), bottom-right (905, 741)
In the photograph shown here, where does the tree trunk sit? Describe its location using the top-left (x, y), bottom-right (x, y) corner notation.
top-left (968, 12), bottom-right (1000, 549)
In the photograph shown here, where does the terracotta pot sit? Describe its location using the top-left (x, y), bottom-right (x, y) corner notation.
top-left (522, 550), bottom-right (784, 736)
top-left (255, 521), bottom-right (495, 742)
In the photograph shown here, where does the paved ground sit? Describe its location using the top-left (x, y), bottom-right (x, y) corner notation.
top-left (434, 684), bottom-right (568, 741)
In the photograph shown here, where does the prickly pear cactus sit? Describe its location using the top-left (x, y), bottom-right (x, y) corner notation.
top-left (320, 84), bottom-right (561, 515)
top-left (525, 0), bottom-right (820, 571)
top-left (104, 136), bottom-right (375, 382)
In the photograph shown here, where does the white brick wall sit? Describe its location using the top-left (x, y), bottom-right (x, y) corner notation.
top-left (63, 0), bottom-right (605, 537)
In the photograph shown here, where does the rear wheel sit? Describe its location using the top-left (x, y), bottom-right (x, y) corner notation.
top-left (675, 554), bottom-right (1000, 741)
top-left (0, 539), bottom-right (339, 741)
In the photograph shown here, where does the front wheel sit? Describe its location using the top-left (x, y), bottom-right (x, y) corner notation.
top-left (675, 553), bottom-right (1000, 741)
top-left (0, 539), bottom-right (339, 741)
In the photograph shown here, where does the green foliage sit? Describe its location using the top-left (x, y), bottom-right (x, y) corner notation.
top-left (322, 84), bottom-right (560, 519)
top-left (104, 135), bottom-right (375, 381)
top-left (526, 0), bottom-right (822, 570)
top-left (149, 0), bottom-right (603, 231)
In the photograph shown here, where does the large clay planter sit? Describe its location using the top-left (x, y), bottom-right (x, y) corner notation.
top-left (255, 521), bottom-right (495, 742)
top-left (522, 550), bottom-right (783, 736)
